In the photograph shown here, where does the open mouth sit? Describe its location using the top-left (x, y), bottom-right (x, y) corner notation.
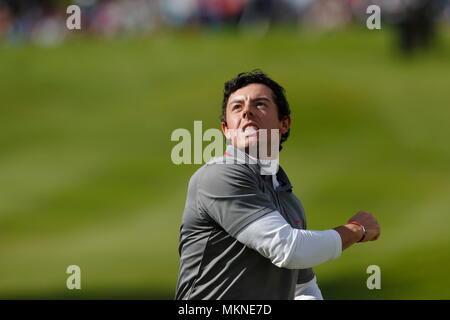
top-left (241, 124), bottom-right (259, 137)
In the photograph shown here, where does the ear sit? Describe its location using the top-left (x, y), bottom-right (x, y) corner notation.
top-left (279, 116), bottom-right (291, 135)
top-left (221, 121), bottom-right (231, 139)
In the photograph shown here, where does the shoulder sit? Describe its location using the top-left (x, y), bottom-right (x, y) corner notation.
top-left (191, 156), bottom-right (261, 194)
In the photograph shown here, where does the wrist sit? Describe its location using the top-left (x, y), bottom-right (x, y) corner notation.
top-left (347, 222), bottom-right (366, 242)
top-left (332, 224), bottom-right (362, 250)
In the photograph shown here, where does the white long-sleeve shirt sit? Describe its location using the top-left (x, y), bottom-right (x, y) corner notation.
top-left (235, 174), bottom-right (342, 299)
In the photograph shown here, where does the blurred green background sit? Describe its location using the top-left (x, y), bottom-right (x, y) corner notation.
top-left (1, 26), bottom-right (450, 299)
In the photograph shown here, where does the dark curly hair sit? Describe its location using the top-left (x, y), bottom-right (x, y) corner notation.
top-left (221, 70), bottom-right (291, 149)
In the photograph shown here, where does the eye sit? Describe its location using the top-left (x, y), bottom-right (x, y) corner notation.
top-left (232, 105), bottom-right (242, 111)
top-left (256, 102), bottom-right (266, 108)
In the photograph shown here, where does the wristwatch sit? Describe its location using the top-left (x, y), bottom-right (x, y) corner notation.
top-left (348, 222), bottom-right (367, 242)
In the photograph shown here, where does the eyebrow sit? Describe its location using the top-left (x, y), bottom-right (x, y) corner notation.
top-left (228, 96), bottom-right (273, 105)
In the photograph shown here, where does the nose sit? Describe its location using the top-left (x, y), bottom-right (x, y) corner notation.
top-left (242, 103), bottom-right (253, 119)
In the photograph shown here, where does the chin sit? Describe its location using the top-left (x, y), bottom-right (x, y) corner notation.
top-left (236, 138), bottom-right (260, 158)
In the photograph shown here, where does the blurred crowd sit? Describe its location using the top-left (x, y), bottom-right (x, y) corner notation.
top-left (0, 0), bottom-right (449, 49)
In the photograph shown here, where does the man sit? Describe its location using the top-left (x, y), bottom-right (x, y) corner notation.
top-left (175, 70), bottom-right (380, 300)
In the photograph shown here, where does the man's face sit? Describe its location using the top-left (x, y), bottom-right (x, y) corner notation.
top-left (221, 83), bottom-right (291, 156)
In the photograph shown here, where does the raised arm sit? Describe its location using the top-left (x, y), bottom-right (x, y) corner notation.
top-left (236, 210), bottom-right (380, 269)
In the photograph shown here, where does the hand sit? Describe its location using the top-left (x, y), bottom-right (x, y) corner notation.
top-left (347, 211), bottom-right (380, 242)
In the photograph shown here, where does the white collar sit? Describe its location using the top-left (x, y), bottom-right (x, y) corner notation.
top-left (207, 145), bottom-right (280, 176)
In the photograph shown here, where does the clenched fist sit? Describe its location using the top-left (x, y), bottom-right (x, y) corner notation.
top-left (333, 210), bottom-right (381, 250)
top-left (347, 211), bottom-right (381, 242)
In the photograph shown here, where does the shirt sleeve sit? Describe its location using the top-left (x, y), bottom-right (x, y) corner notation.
top-left (197, 163), bottom-right (277, 238)
top-left (235, 211), bottom-right (342, 269)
